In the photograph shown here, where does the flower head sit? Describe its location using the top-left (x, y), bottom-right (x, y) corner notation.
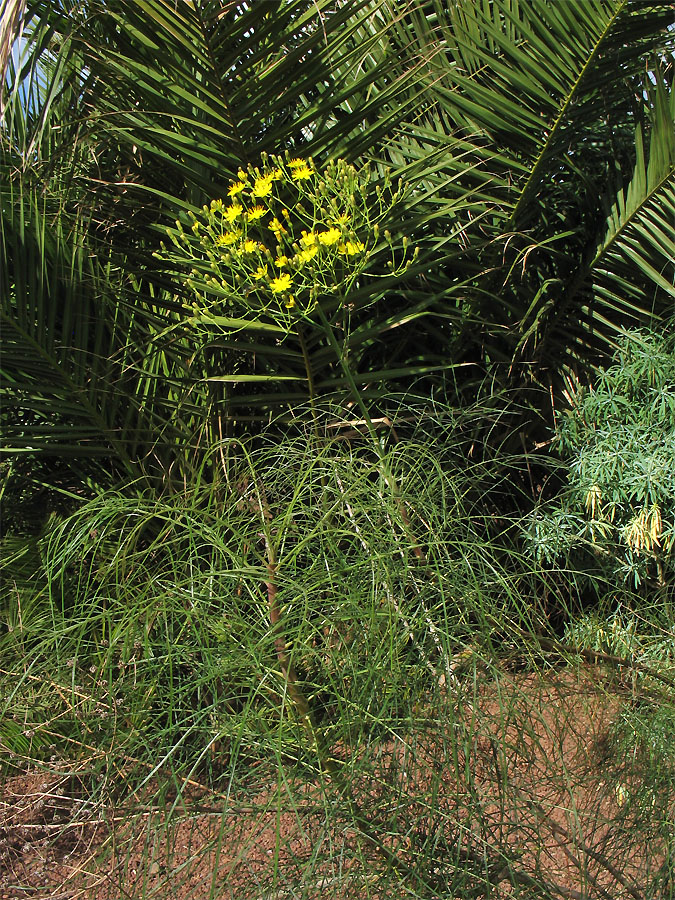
top-left (297, 245), bottom-right (318, 265)
top-left (163, 154), bottom-right (401, 331)
top-left (269, 217), bottom-right (287, 237)
top-left (270, 273), bottom-right (292, 294)
top-left (224, 204), bottom-right (243, 224)
top-left (299, 231), bottom-right (318, 248)
top-left (339, 240), bottom-right (365, 256)
top-left (216, 231), bottom-right (239, 246)
top-left (318, 227), bottom-right (341, 246)
top-left (247, 205), bottom-right (266, 222)
top-left (227, 181), bottom-right (246, 198)
top-left (291, 165), bottom-right (313, 181)
top-left (252, 176), bottom-right (274, 198)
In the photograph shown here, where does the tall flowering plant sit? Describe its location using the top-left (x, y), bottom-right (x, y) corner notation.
top-left (160, 154), bottom-right (413, 330)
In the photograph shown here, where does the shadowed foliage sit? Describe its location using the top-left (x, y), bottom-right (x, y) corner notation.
top-left (1, 0), bottom-right (674, 491)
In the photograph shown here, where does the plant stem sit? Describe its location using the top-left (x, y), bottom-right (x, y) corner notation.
top-left (315, 303), bottom-right (380, 448)
top-left (296, 323), bottom-right (319, 436)
top-left (316, 302), bottom-right (428, 562)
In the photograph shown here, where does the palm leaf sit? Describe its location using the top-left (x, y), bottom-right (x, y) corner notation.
top-left (3, 0), bottom-right (675, 480)
top-left (1, 28), bottom-right (217, 481)
top-left (527, 71), bottom-right (675, 367)
top-left (590, 74), bottom-right (675, 318)
top-left (376, 0), bottom-right (674, 371)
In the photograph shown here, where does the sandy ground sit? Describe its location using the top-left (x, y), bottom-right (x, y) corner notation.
top-left (1, 666), bottom-right (672, 900)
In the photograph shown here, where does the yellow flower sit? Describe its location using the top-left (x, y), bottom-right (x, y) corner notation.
top-left (299, 231), bottom-right (317, 248)
top-left (284, 296), bottom-right (296, 309)
top-left (243, 239), bottom-right (260, 254)
top-left (253, 265), bottom-right (268, 280)
top-left (269, 167), bottom-right (283, 181)
top-left (247, 205), bottom-right (266, 222)
top-left (227, 181), bottom-right (246, 198)
top-left (288, 158), bottom-right (306, 169)
top-left (215, 231), bottom-right (238, 246)
top-left (269, 217), bottom-right (287, 236)
top-left (318, 227), bottom-right (341, 246)
top-left (291, 165), bottom-right (312, 181)
top-left (224, 204), bottom-right (243, 224)
top-left (270, 273), bottom-right (292, 294)
top-left (332, 214), bottom-right (350, 226)
top-left (339, 240), bottom-right (365, 255)
top-left (210, 198), bottom-right (225, 210)
top-left (275, 255), bottom-right (289, 267)
top-left (297, 246), bottom-right (318, 264)
top-left (252, 176), bottom-right (274, 197)
top-left (237, 168), bottom-right (248, 181)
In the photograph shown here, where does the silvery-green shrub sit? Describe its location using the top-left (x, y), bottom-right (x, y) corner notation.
top-left (525, 329), bottom-right (675, 592)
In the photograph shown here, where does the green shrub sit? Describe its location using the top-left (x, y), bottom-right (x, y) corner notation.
top-left (525, 328), bottom-right (675, 594)
top-left (1, 410), bottom-right (535, 780)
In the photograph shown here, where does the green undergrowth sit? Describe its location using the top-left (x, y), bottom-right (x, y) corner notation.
top-left (1, 408), bottom-right (674, 898)
top-left (1, 407), bottom-right (535, 778)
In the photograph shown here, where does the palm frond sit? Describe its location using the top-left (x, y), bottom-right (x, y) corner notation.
top-left (3, 0), bottom-right (675, 481)
top-left (590, 74), bottom-right (675, 326)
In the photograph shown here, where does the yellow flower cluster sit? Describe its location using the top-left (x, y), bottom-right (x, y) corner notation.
top-left (624, 505), bottom-right (663, 554)
top-left (162, 152), bottom-right (414, 326)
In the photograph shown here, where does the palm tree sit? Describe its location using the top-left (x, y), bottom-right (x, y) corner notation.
top-left (2, 0), bottom-right (674, 489)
